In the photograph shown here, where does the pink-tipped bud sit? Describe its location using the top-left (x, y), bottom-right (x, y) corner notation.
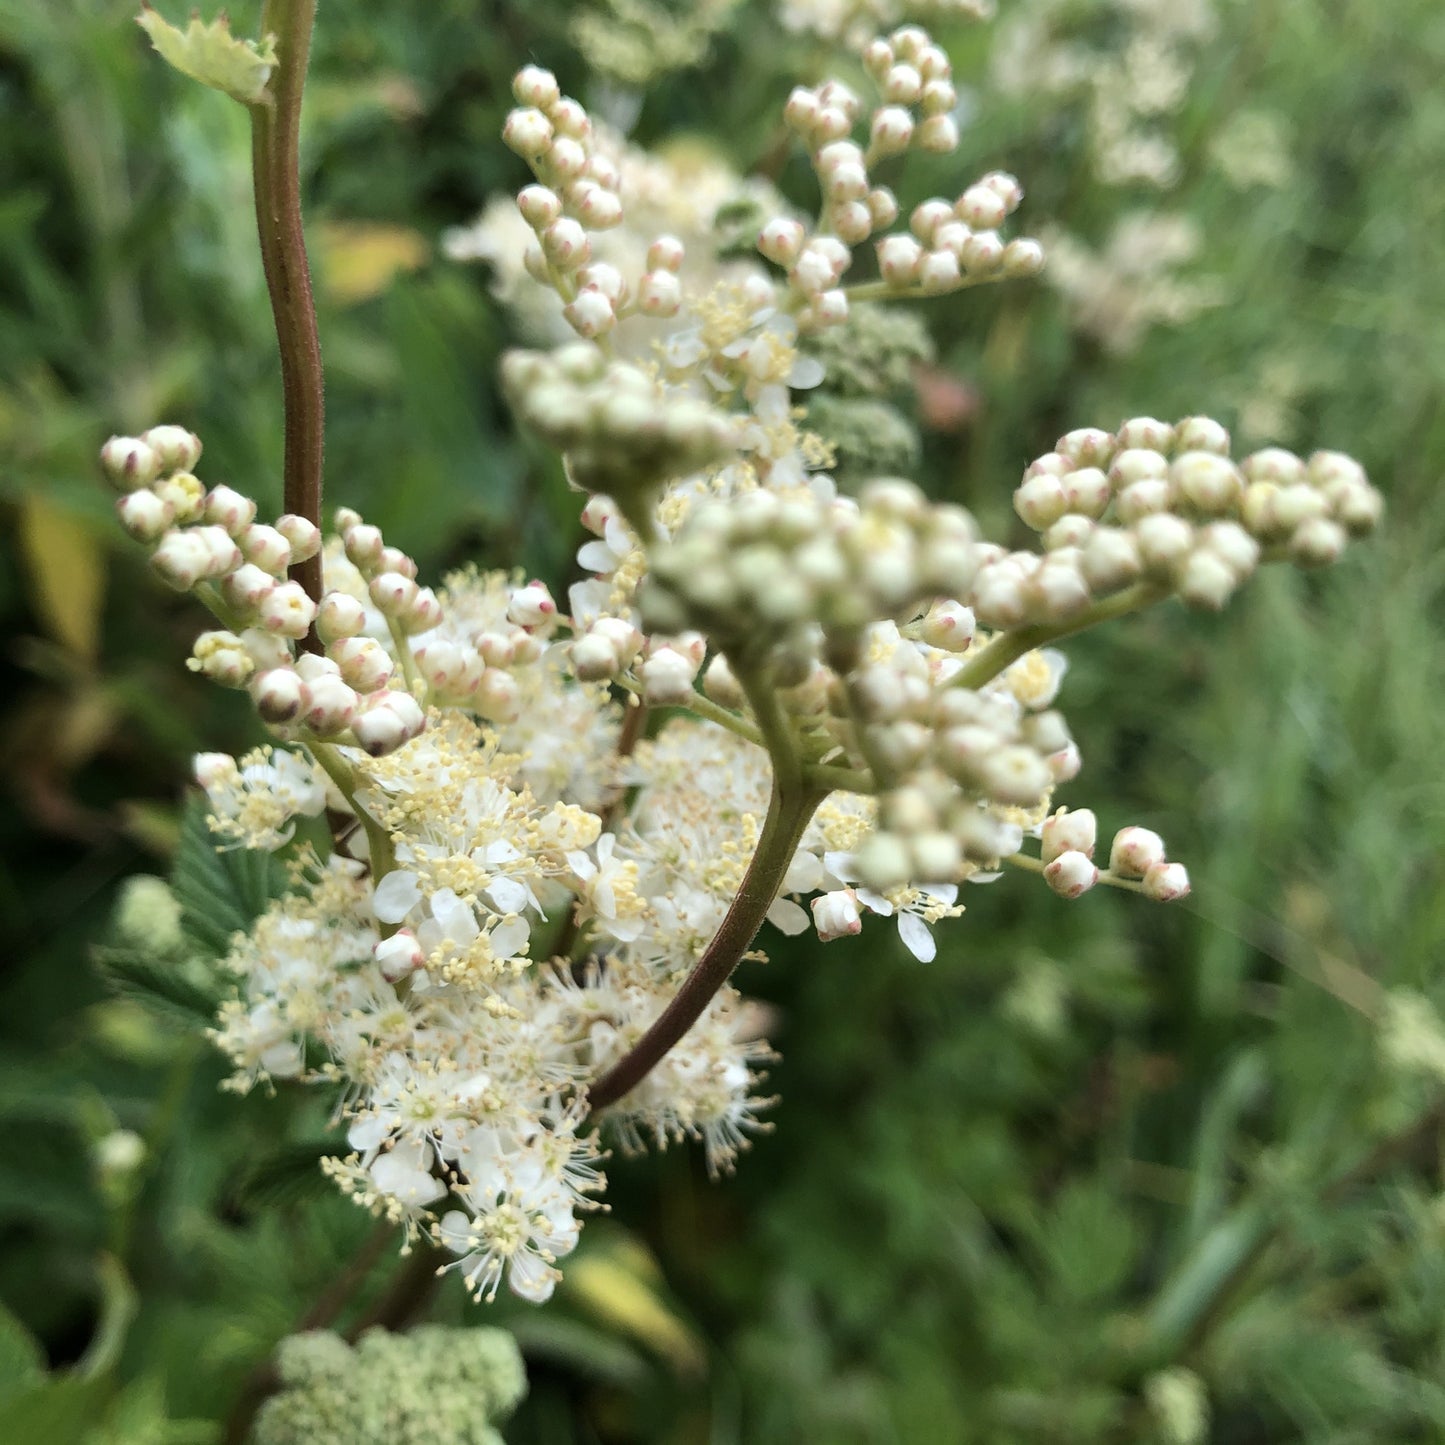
top-left (115, 489), bottom-right (174, 543)
top-left (639, 645), bottom-right (698, 704)
top-left (517, 183), bottom-right (562, 229)
top-left (221, 562), bottom-right (280, 612)
top-left (1109, 826), bottom-right (1166, 878)
top-left (508, 580), bottom-right (557, 628)
top-left (637, 270), bottom-right (681, 317)
top-left (330, 636), bottom-right (395, 692)
top-left (374, 930), bottom-right (425, 983)
top-left (813, 289), bottom-right (849, 327)
top-left (512, 65), bottom-right (560, 109)
top-left (368, 572), bottom-right (419, 619)
top-left (1044, 849), bottom-right (1099, 898)
top-left (140, 425), bottom-right (202, 473)
top-left (919, 599), bottom-right (975, 652)
top-left (253, 668), bottom-right (306, 724)
top-left (300, 673), bottom-right (359, 734)
top-left (316, 591), bottom-right (368, 643)
top-left (502, 106), bottom-right (554, 159)
top-left (646, 234), bottom-right (685, 273)
top-left (100, 436), bottom-right (161, 490)
top-left (239, 523), bottom-right (292, 575)
top-left (783, 86), bottom-right (820, 132)
top-left (1143, 861), bottom-right (1191, 902)
top-left (542, 217), bottom-right (590, 270)
top-left (574, 184), bottom-right (623, 229)
top-left (187, 630), bottom-right (254, 687)
top-left (812, 889), bottom-right (863, 942)
top-left (194, 752), bottom-right (238, 790)
top-left (918, 248), bottom-right (962, 294)
top-left (343, 523), bottom-right (385, 571)
top-left (917, 114), bottom-right (959, 153)
top-left (957, 184), bottom-right (1006, 229)
top-left (758, 217), bottom-right (806, 267)
top-left (257, 581), bottom-right (319, 639)
top-left (275, 514), bottom-right (321, 562)
top-left (877, 234), bottom-right (923, 286)
top-left (150, 531), bottom-right (211, 591)
top-left (402, 586), bottom-right (442, 634)
top-left (563, 288), bottom-right (615, 339)
top-left (203, 485), bottom-right (256, 535)
top-left (1002, 238), bottom-right (1045, 278)
top-left (474, 668), bottom-right (521, 723)
top-left (1041, 808), bottom-right (1097, 864)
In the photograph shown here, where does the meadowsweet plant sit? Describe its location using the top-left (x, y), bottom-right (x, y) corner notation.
top-left (111, 3), bottom-right (1380, 1321)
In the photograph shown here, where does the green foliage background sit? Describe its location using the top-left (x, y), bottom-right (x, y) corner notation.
top-left (2, 0), bottom-right (1444, 1440)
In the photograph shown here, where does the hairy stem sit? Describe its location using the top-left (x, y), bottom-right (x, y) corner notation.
top-left (588, 779), bottom-right (826, 1110)
top-left (310, 741), bottom-right (395, 888)
top-left (950, 582), bottom-right (1168, 691)
top-left (251, 0), bottom-right (324, 620)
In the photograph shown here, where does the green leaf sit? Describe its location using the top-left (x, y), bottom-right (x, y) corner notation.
top-left (92, 947), bottom-right (220, 1028)
top-left (136, 5), bottom-right (277, 106)
top-left (0, 1373), bottom-right (109, 1445)
top-left (0, 1299), bottom-right (45, 1396)
top-left (170, 794), bottom-right (288, 959)
top-left (233, 1141), bottom-right (342, 1209)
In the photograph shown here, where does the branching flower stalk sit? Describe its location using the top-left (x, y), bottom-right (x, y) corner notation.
top-left (109, 6), bottom-right (1383, 1318)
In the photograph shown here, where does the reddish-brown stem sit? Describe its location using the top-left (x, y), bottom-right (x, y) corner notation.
top-left (587, 779), bottom-right (825, 1110)
top-left (251, 0), bottom-right (324, 633)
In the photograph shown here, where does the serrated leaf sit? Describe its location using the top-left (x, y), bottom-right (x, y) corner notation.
top-left (234, 1141), bottom-right (342, 1209)
top-left (92, 947), bottom-right (219, 1028)
top-left (170, 794), bottom-right (288, 959)
top-left (136, 5), bottom-right (276, 105)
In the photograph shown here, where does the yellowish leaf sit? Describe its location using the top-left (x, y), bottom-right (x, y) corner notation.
top-left (19, 497), bottom-right (106, 664)
top-left (564, 1251), bottom-right (706, 1377)
top-left (316, 222), bottom-right (429, 305)
top-left (136, 5), bottom-right (277, 106)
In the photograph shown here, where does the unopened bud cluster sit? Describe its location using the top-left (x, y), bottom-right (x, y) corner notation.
top-left (502, 343), bottom-right (738, 498)
top-left (999, 417), bottom-right (1381, 618)
top-left (504, 65), bottom-right (689, 337)
top-left (641, 478), bottom-right (978, 656)
top-left (1038, 809), bottom-right (1190, 901)
top-left (768, 26), bottom-right (1043, 323)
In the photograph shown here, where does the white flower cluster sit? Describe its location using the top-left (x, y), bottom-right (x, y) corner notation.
top-left (111, 16), bottom-right (1380, 1307)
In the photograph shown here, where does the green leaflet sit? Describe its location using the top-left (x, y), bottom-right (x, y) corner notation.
top-left (136, 5), bottom-right (276, 106)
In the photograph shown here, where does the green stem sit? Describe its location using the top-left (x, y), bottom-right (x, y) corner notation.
top-left (950, 582), bottom-right (1167, 691)
top-left (251, 0), bottom-right (324, 620)
top-left (310, 741), bottom-right (395, 891)
top-left (1004, 850), bottom-right (1148, 895)
top-left (587, 778), bottom-right (826, 1111)
top-left (385, 616), bottom-right (423, 696)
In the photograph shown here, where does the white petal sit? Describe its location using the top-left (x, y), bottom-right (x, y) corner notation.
top-left (577, 539), bottom-right (618, 573)
top-left (487, 877), bottom-right (529, 914)
top-left (507, 1249), bottom-right (558, 1303)
top-left (788, 355), bottom-right (826, 390)
top-left (897, 912), bottom-right (936, 962)
top-left (372, 870), bottom-right (421, 924)
top-left (489, 916), bottom-right (530, 959)
top-left (767, 898), bottom-right (811, 935)
top-left (856, 888), bottom-right (894, 916)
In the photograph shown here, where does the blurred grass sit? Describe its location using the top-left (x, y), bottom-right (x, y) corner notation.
top-left (2, 0), bottom-right (1444, 1441)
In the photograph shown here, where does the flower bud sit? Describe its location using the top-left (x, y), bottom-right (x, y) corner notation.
top-left (257, 580), bottom-right (320, 638)
top-left (1136, 513), bottom-right (1194, 573)
top-left (574, 184), bottom-right (623, 229)
top-left (1042, 807), bottom-right (1097, 863)
top-left (1002, 238), bottom-right (1046, 278)
top-left (187, 630), bottom-right (254, 687)
top-left (917, 114), bottom-right (959, 153)
top-left (343, 523), bottom-right (385, 571)
top-left (812, 889), bottom-right (862, 941)
top-left (980, 745), bottom-right (1052, 807)
top-left (870, 105), bottom-right (914, 156)
top-left (919, 600), bottom-right (975, 652)
top-left (830, 201), bottom-right (873, 244)
top-left (252, 667), bottom-right (305, 723)
top-left (330, 636), bottom-right (395, 692)
top-left (140, 425), bottom-right (202, 472)
top-left (1176, 548), bottom-right (1237, 610)
top-left (100, 436), bottom-right (161, 490)
top-left (152, 471), bottom-right (207, 524)
top-left (877, 234), bottom-right (923, 285)
top-left (503, 106), bottom-right (554, 159)
top-left (512, 65), bottom-right (560, 109)
top-left (194, 752), bottom-right (238, 790)
top-left (203, 485), bottom-right (256, 534)
top-left (1143, 860), bottom-right (1191, 902)
top-left (374, 930), bottom-right (425, 983)
top-left (1290, 516), bottom-right (1347, 567)
top-left (508, 580), bottom-right (557, 628)
top-left (369, 572), bottom-right (419, 619)
top-left (542, 217), bottom-right (590, 269)
top-left (1082, 526), bottom-right (1142, 592)
top-left (957, 185), bottom-right (1006, 229)
top-left (1172, 452), bottom-right (1242, 515)
top-left (637, 270), bottom-right (681, 317)
top-left (1109, 826), bottom-right (1165, 878)
top-left (563, 288), bottom-right (615, 338)
top-left (1175, 416), bottom-right (1230, 455)
top-left (918, 248), bottom-right (961, 293)
top-left (239, 523), bottom-right (292, 575)
top-left (300, 673), bottom-right (360, 734)
top-left (647, 235), bottom-right (685, 273)
top-left (1045, 850), bottom-right (1098, 898)
top-left (640, 645), bottom-right (698, 704)
top-left (150, 530), bottom-right (211, 590)
top-left (474, 668), bottom-right (522, 723)
top-left (570, 632), bottom-right (620, 681)
top-left (517, 184), bottom-right (563, 230)
top-left (883, 62), bottom-right (921, 104)
top-left (221, 562), bottom-right (280, 612)
top-left (1014, 474), bottom-right (1068, 530)
top-left (315, 591), bottom-right (367, 643)
top-left (853, 832), bottom-right (912, 890)
top-left (352, 699), bottom-right (408, 756)
top-left (115, 489), bottom-right (174, 542)
top-left (275, 514), bottom-right (321, 561)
